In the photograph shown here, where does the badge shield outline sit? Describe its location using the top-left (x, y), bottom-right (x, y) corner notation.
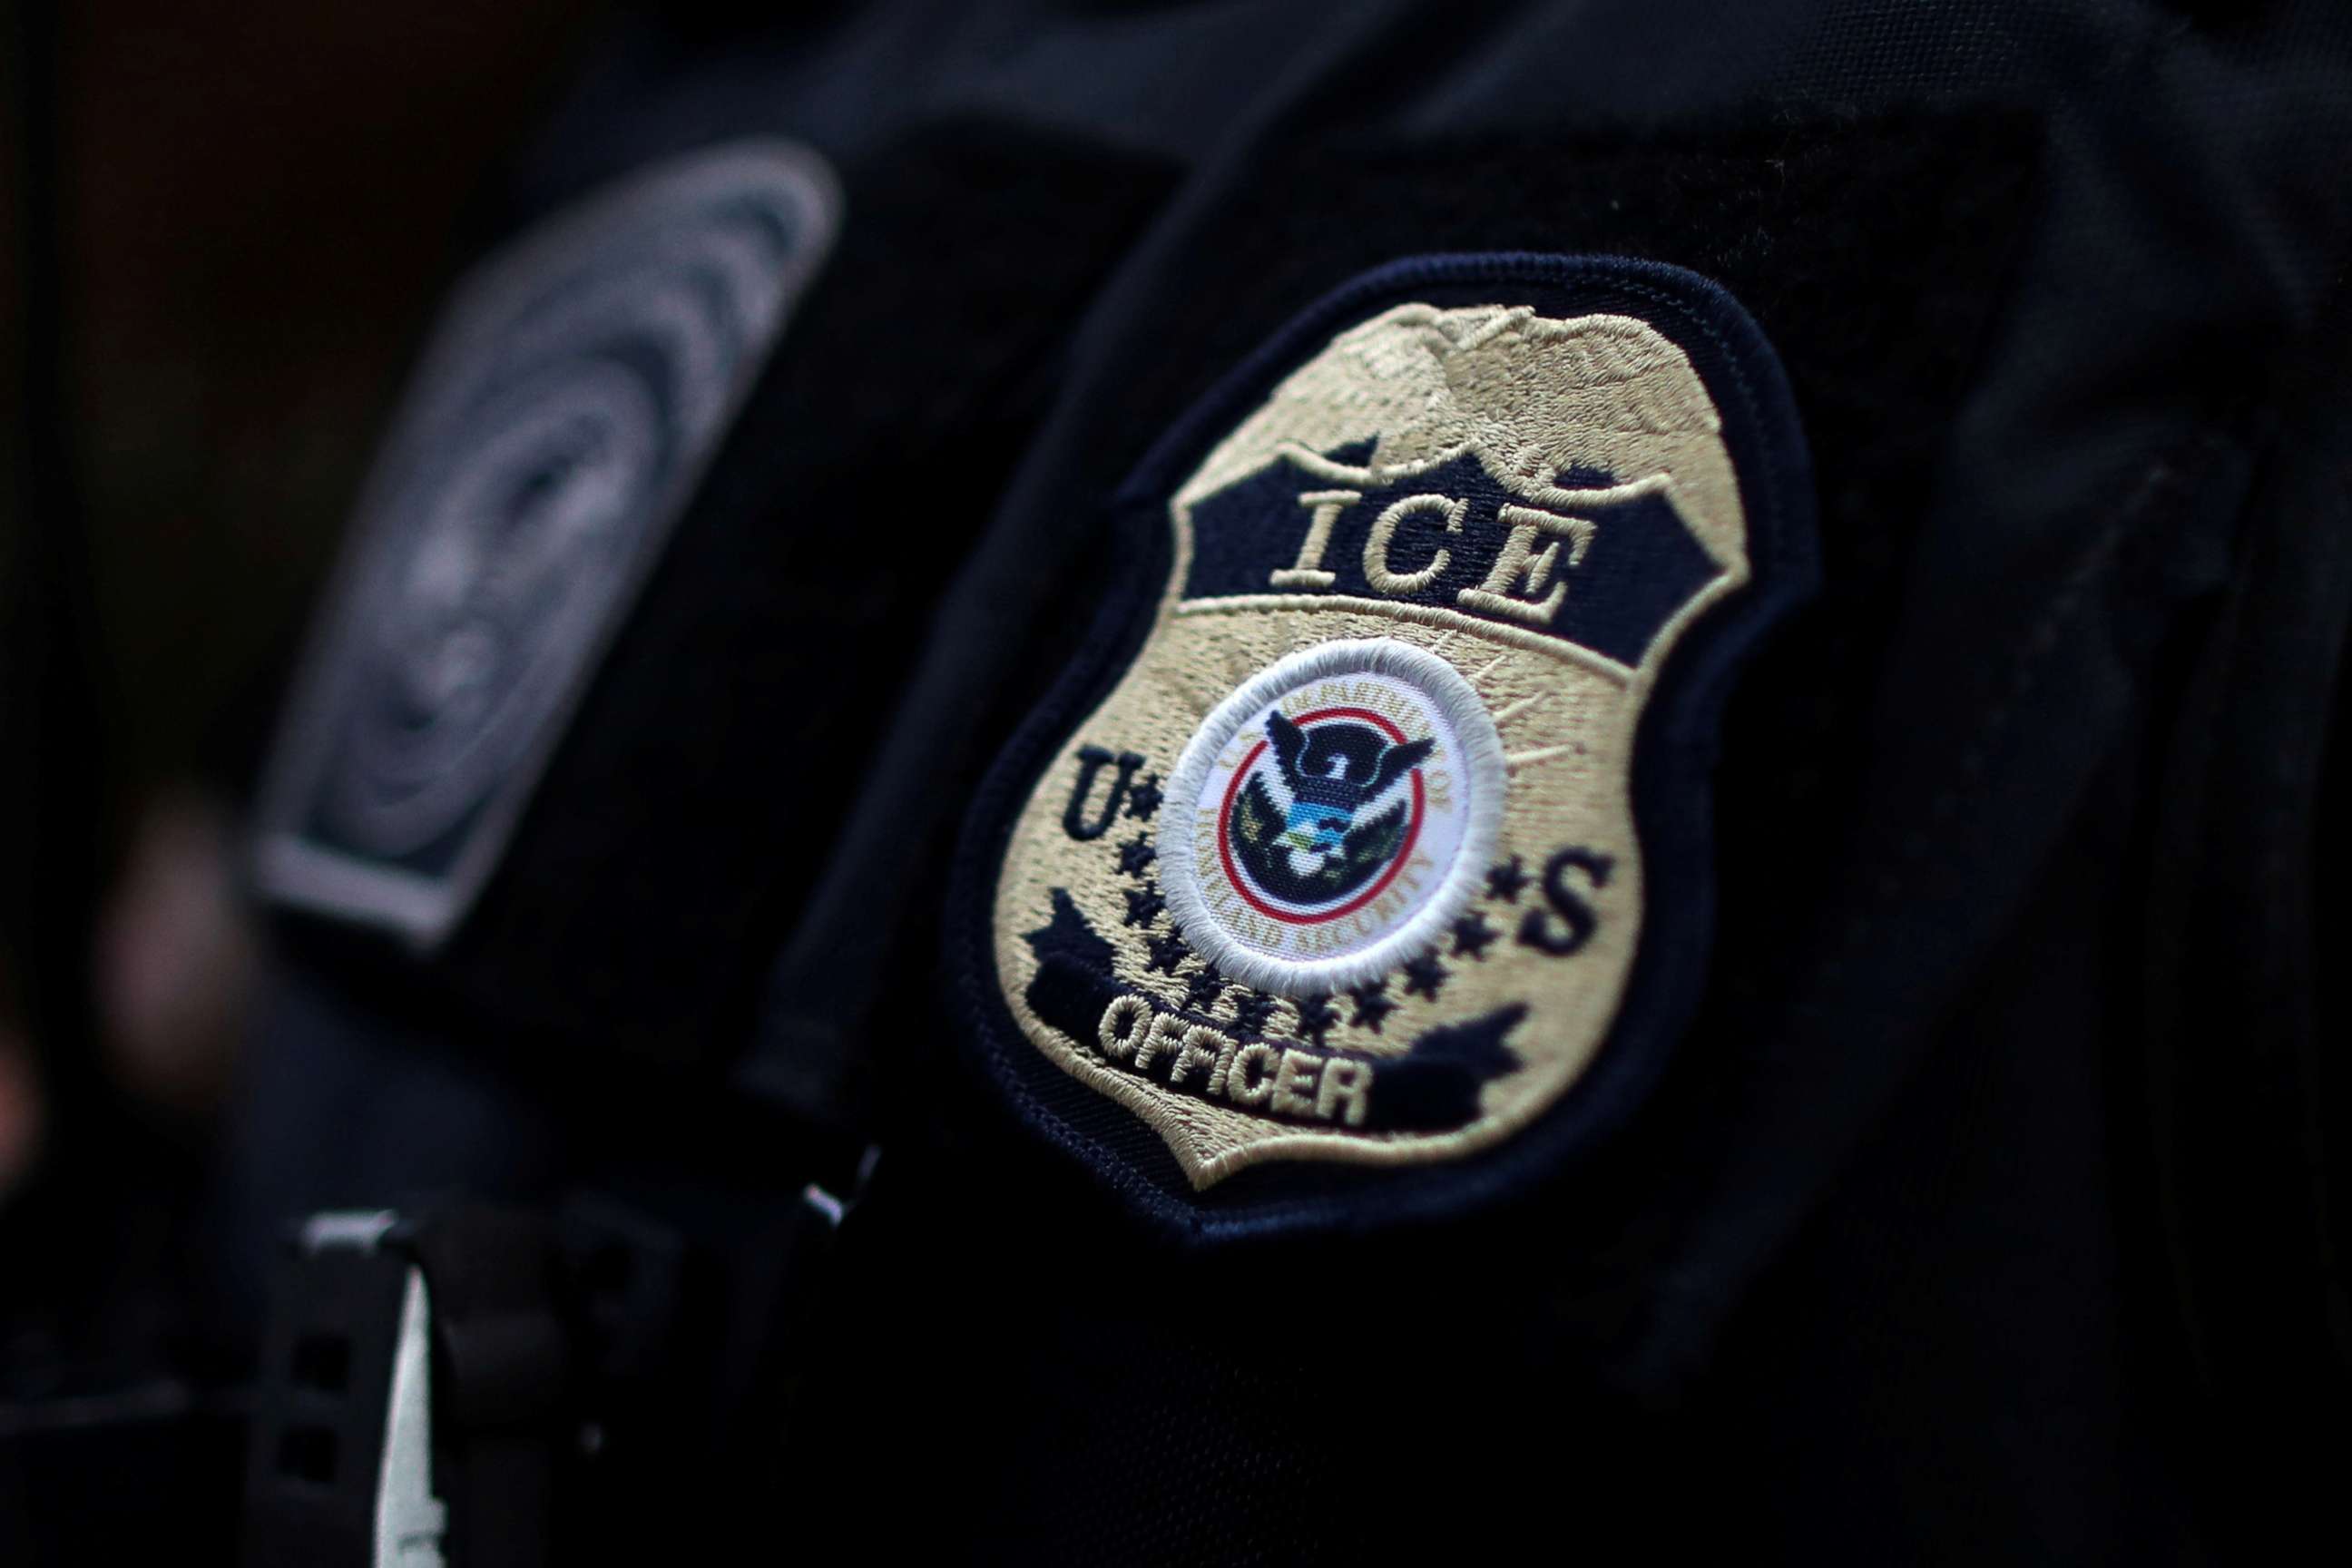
top-left (962, 254), bottom-right (1816, 1233)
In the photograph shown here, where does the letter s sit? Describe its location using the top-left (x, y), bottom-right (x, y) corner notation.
top-left (1516, 847), bottom-right (1612, 956)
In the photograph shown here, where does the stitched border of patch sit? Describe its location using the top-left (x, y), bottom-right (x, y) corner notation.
top-left (250, 139), bottom-right (839, 947)
top-left (953, 254), bottom-right (1816, 1237)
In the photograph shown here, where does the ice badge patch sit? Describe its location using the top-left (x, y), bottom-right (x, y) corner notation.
top-left (253, 140), bottom-right (838, 945)
top-left (968, 255), bottom-right (1813, 1232)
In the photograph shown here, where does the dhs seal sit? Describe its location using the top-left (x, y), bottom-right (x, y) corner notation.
top-left (968, 255), bottom-right (1814, 1227)
top-left (1160, 640), bottom-right (1503, 997)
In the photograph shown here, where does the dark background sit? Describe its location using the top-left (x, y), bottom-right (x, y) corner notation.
top-left (1, 0), bottom-right (608, 1279)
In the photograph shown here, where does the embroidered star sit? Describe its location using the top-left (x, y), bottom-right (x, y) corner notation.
top-left (1182, 965), bottom-right (1227, 1012)
top-left (1117, 835), bottom-right (1157, 877)
top-left (1230, 991), bottom-right (1279, 1038)
top-left (1122, 884), bottom-right (1166, 926)
top-left (1146, 930), bottom-right (1190, 975)
top-left (1126, 773), bottom-right (1163, 821)
top-left (1402, 954), bottom-right (1448, 1000)
top-left (1348, 982), bottom-right (1396, 1034)
top-left (1295, 993), bottom-right (1339, 1048)
top-left (1485, 856), bottom-right (1529, 902)
top-left (1450, 911), bottom-right (1498, 960)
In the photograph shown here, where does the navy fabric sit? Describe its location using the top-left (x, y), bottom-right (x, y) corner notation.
top-left (265, 122), bottom-right (1179, 1078)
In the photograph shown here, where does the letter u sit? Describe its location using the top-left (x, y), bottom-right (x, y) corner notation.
top-left (1063, 746), bottom-right (1145, 840)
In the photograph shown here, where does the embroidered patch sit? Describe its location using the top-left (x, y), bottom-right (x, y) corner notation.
top-left (965, 255), bottom-right (1814, 1231)
top-left (253, 140), bottom-right (839, 944)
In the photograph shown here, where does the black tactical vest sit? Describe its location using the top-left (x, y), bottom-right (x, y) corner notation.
top-left (10, 3), bottom-right (2352, 1563)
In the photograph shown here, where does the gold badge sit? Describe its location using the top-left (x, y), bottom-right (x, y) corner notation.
top-left (971, 258), bottom-right (1809, 1220)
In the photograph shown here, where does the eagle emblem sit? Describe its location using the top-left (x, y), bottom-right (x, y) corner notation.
top-left (1229, 710), bottom-right (1433, 909)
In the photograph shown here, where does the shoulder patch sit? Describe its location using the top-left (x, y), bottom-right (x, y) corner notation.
top-left (959, 255), bottom-right (1814, 1234)
top-left (253, 139), bottom-right (838, 945)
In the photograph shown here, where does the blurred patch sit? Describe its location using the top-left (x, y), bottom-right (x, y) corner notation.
top-left (252, 140), bottom-right (839, 945)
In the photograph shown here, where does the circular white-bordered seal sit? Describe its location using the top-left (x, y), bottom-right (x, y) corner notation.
top-left (1159, 639), bottom-right (1504, 997)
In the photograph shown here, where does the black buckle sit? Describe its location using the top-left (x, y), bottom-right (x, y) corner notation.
top-left (241, 1154), bottom-right (872, 1566)
top-left (244, 1206), bottom-right (571, 1568)
top-left (243, 1211), bottom-right (445, 1568)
